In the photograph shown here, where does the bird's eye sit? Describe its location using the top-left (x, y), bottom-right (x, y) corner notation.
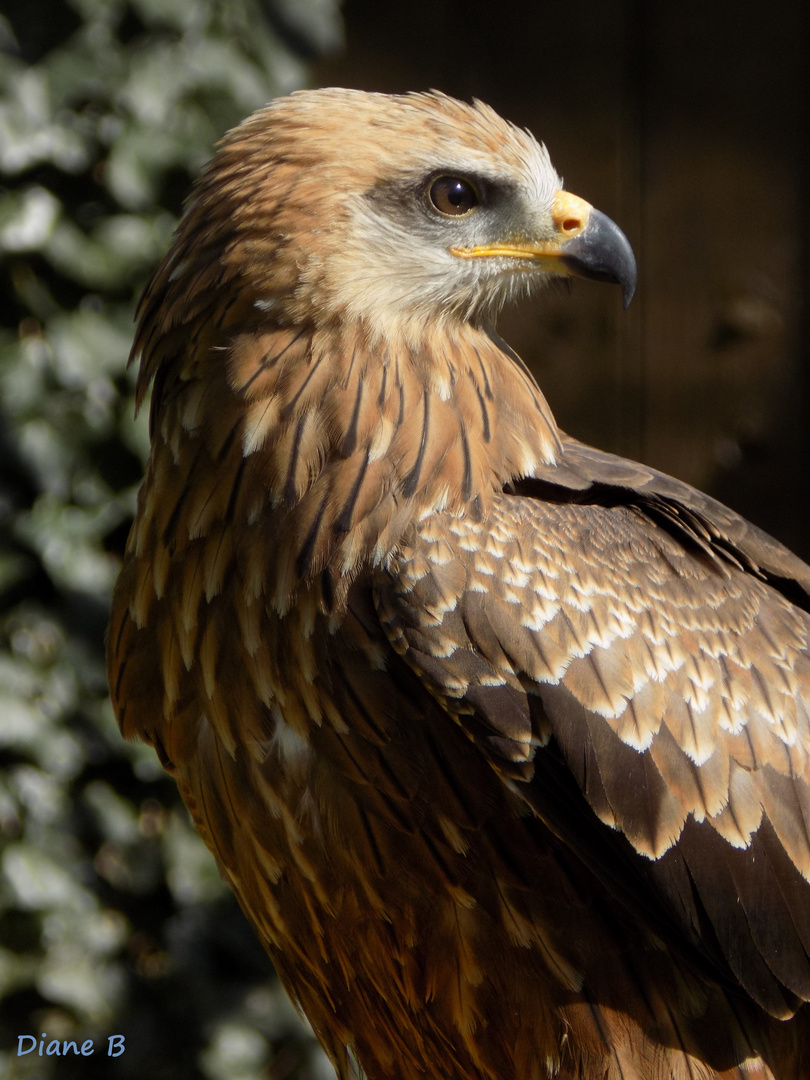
top-left (428, 176), bottom-right (480, 217)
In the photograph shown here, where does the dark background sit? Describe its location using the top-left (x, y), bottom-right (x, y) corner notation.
top-left (0, 1), bottom-right (807, 1078)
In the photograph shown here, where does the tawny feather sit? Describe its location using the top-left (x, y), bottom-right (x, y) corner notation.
top-left (108, 89), bottom-right (810, 1080)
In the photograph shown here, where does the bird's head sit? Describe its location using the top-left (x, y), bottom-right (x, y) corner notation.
top-left (172, 89), bottom-right (636, 347)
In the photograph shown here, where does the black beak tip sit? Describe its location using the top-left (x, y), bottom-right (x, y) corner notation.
top-left (560, 208), bottom-right (637, 309)
top-left (622, 275), bottom-right (636, 309)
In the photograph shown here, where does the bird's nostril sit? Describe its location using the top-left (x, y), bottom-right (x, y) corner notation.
top-left (552, 190), bottom-right (592, 237)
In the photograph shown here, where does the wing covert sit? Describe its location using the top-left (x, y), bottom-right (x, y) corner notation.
top-left (374, 488), bottom-right (810, 1016)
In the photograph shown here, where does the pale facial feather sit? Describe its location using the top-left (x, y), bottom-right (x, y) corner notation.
top-left (187, 89), bottom-right (563, 346)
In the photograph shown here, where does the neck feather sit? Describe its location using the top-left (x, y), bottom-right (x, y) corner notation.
top-left (136, 314), bottom-right (560, 617)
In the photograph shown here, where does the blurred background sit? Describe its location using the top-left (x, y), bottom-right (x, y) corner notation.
top-left (0, 1), bottom-right (807, 1077)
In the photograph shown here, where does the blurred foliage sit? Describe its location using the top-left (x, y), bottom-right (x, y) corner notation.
top-left (0, 0), bottom-right (341, 1077)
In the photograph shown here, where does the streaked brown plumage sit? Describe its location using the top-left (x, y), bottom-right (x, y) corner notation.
top-left (107, 89), bottom-right (810, 1079)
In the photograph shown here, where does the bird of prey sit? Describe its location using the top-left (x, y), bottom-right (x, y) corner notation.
top-left (107, 89), bottom-right (810, 1080)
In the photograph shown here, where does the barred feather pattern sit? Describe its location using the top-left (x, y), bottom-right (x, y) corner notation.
top-left (108, 89), bottom-right (810, 1080)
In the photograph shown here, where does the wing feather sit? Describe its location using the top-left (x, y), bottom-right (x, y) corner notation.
top-left (374, 452), bottom-right (810, 1015)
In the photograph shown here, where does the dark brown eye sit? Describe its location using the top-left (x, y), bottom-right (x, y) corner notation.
top-left (428, 176), bottom-right (479, 217)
